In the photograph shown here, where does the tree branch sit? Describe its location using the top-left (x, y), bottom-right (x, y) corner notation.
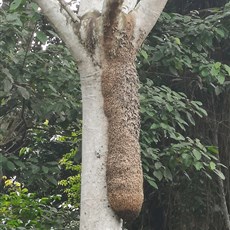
top-left (58, 0), bottom-right (80, 22)
top-left (33, 0), bottom-right (88, 63)
top-left (122, 0), bottom-right (138, 14)
top-left (78, 0), bottom-right (104, 16)
top-left (132, 0), bottom-right (168, 49)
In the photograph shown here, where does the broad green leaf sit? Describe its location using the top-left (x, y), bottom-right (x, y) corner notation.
top-left (48, 176), bottom-right (58, 185)
top-left (42, 166), bottom-right (49, 174)
top-left (36, 31), bottom-right (48, 44)
top-left (17, 85), bottom-right (30, 99)
top-left (32, 165), bottom-right (40, 174)
top-left (6, 13), bottom-right (23, 26)
top-left (166, 104), bottom-right (173, 112)
top-left (153, 170), bottom-right (163, 181)
top-left (207, 146), bottom-right (219, 154)
top-left (10, 0), bottom-right (23, 11)
top-left (223, 64), bottom-right (230, 76)
top-left (144, 174), bottom-right (158, 189)
top-left (147, 179), bottom-right (158, 189)
top-left (155, 162), bottom-right (163, 170)
top-left (214, 62), bottom-right (221, 69)
top-left (164, 168), bottom-right (172, 181)
top-left (182, 153), bottom-right (192, 167)
top-left (14, 160), bottom-right (25, 168)
top-left (209, 162), bottom-right (216, 170)
top-left (192, 149), bottom-right (202, 160)
top-left (6, 161), bottom-right (16, 171)
top-left (140, 50), bottom-right (148, 60)
top-left (215, 86), bottom-right (223, 96)
top-left (211, 65), bottom-right (220, 76)
top-left (216, 74), bottom-right (225, 85)
top-left (49, 84), bottom-right (57, 93)
top-left (215, 28), bottom-right (225, 38)
top-left (174, 37), bottom-right (181, 45)
top-left (3, 79), bottom-right (13, 92)
top-left (30, 2), bottom-right (39, 11)
top-left (0, 154), bottom-right (7, 163)
top-left (2, 68), bottom-right (14, 83)
top-left (186, 112), bottom-right (195, 125)
top-left (194, 162), bottom-right (203, 171)
top-left (143, 164), bottom-right (149, 172)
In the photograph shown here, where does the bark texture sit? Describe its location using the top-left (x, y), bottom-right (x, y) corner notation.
top-left (102, 3), bottom-right (143, 221)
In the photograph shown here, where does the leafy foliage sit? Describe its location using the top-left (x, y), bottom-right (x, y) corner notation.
top-left (140, 79), bottom-right (224, 189)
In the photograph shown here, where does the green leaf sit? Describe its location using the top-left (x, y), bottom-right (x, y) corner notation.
top-left (36, 31), bottom-right (48, 44)
top-left (147, 179), bottom-right (158, 189)
top-left (14, 160), bottom-right (25, 168)
top-left (214, 169), bottom-right (225, 180)
top-left (0, 154), bottom-right (7, 163)
top-left (211, 65), bottom-right (220, 76)
top-left (217, 74), bottom-right (225, 85)
top-left (154, 162), bottom-right (163, 170)
top-left (182, 153), bottom-right (192, 167)
top-left (47, 176), bottom-right (58, 185)
top-left (30, 2), bottom-right (39, 11)
top-left (144, 175), bottom-right (158, 189)
top-left (164, 168), bottom-right (172, 181)
top-left (153, 170), bottom-right (163, 181)
top-left (192, 149), bottom-right (202, 160)
top-left (49, 84), bottom-right (57, 93)
top-left (174, 37), bottom-right (181, 45)
top-left (166, 104), bottom-right (173, 112)
top-left (215, 86), bottom-right (222, 96)
top-left (17, 85), bottom-right (30, 99)
top-left (10, 0), bottom-right (23, 11)
top-left (31, 165), bottom-right (40, 174)
top-left (6, 161), bottom-right (16, 171)
top-left (215, 28), bottom-right (225, 38)
top-left (214, 62), bottom-right (221, 69)
top-left (209, 162), bottom-right (216, 170)
top-left (223, 64), bottom-right (230, 76)
top-left (207, 146), bottom-right (219, 154)
top-left (3, 79), bottom-right (13, 92)
top-left (2, 68), bottom-right (14, 83)
top-left (186, 112), bottom-right (195, 125)
top-left (194, 162), bottom-right (203, 171)
top-left (42, 166), bottom-right (49, 174)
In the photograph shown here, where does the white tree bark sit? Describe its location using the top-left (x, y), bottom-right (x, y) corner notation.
top-left (132, 0), bottom-right (168, 49)
top-left (79, 62), bottom-right (123, 229)
top-left (78, 0), bottom-right (138, 15)
top-left (33, 0), bottom-right (168, 229)
top-left (78, 0), bottom-right (104, 15)
top-left (33, 0), bottom-right (88, 63)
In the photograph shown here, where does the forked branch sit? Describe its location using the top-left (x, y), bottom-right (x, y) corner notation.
top-left (33, 0), bottom-right (87, 62)
top-left (132, 0), bottom-right (168, 48)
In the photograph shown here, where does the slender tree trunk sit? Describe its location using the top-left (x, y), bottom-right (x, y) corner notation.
top-left (79, 62), bottom-right (122, 229)
top-left (212, 93), bottom-right (230, 230)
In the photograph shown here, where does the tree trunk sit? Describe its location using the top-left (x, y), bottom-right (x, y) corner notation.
top-left (213, 128), bottom-right (230, 230)
top-left (79, 62), bottom-right (122, 229)
top-left (212, 92), bottom-right (230, 230)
